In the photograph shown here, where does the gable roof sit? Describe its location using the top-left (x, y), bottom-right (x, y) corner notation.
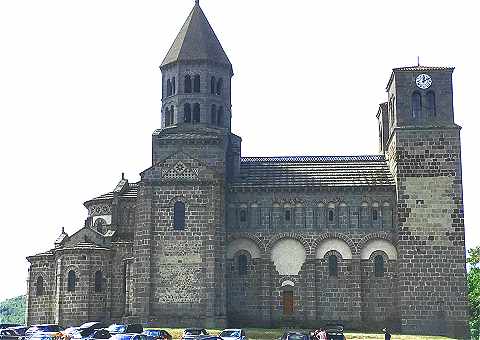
top-left (160, 3), bottom-right (232, 71)
top-left (231, 155), bottom-right (395, 189)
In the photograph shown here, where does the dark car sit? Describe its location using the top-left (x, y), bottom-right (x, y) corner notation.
top-left (181, 329), bottom-right (208, 340)
top-left (72, 323), bottom-right (106, 339)
top-left (324, 324), bottom-right (345, 340)
top-left (7, 327), bottom-right (28, 337)
top-left (279, 331), bottom-right (309, 340)
top-left (82, 330), bottom-right (111, 340)
top-left (25, 325), bottom-right (63, 339)
top-left (141, 329), bottom-right (172, 340)
top-left (0, 329), bottom-right (18, 340)
top-left (107, 324), bottom-right (143, 335)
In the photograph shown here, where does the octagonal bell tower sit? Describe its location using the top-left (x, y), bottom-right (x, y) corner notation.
top-left (160, 0), bottom-right (233, 132)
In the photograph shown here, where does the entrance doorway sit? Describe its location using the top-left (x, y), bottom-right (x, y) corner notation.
top-left (283, 290), bottom-right (294, 315)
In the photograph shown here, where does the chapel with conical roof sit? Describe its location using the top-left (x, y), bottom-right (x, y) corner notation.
top-left (26, 2), bottom-right (469, 338)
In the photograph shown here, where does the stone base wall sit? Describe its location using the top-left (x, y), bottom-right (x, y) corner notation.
top-left (388, 127), bottom-right (469, 339)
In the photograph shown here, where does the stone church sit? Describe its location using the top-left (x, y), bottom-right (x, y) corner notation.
top-left (26, 1), bottom-right (468, 338)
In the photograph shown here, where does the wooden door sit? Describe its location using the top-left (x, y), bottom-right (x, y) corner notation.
top-left (283, 291), bottom-right (294, 315)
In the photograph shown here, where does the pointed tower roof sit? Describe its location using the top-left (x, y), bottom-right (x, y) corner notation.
top-left (160, 2), bottom-right (232, 72)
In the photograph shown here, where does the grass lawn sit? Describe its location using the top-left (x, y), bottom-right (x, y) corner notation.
top-left (151, 328), bottom-right (455, 340)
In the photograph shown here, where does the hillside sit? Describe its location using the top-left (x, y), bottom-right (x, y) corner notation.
top-left (0, 295), bottom-right (25, 324)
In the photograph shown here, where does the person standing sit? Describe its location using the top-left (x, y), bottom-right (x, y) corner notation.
top-left (382, 328), bottom-right (391, 340)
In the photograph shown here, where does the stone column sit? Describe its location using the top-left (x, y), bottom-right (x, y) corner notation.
top-left (350, 257), bottom-right (362, 327)
top-left (131, 183), bottom-right (153, 321)
top-left (54, 258), bottom-right (62, 324)
top-left (25, 266), bottom-right (32, 325)
top-left (259, 257), bottom-right (273, 326)
top-left (304, 258), bottom-right (317, 325)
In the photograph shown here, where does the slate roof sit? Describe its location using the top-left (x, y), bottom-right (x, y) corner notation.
top-left (392, 66), bottom-right (454, 72)
top-left (160, 2), bottom-right (232, 70)
top-left (88, 182), bottom-right (139, 202)
top-left (231, 155), bottom-right (395, 188)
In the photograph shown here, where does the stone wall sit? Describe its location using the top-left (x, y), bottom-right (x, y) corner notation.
top-left (388, 127), bottom-right (468, 338)
top-left (225, 229), bottom-right (399, 329)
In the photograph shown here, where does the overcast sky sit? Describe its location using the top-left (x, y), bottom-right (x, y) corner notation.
top-left (1, 0), bottom-right (479, 301)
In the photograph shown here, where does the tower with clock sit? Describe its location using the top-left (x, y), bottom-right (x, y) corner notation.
top-left (379, 66), bottom-right (467, 335)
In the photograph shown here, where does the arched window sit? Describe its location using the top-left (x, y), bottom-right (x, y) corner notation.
top-left (216, 78), bottom-right (223, 95)
top-left (94, 271), bottom-right (103, 293)
top-left (193, 75), bottom-right (201, 93)
top-left (238, 254), bottom-right (248, 276)
top-left (328, 209), bottom-right (334, 222)
top-left (184, 103), bottom-right (192, 123)
top-left (165, 107), bottom-right (171, 126)
top-left (372, 208), bottom-right (378, 221)
top-left (184, 75), bottom-right (192, 93)
top-left (67, 270), bottom-right (76, 292)
top-left (167, 79), bottom-right (172, 96)
top-left (172, 77), bottom-right (176, 95)
top-left (426, 91), bottom-right (436, 117)
top-left (169, 105), bottom-right (175, 125)
top-left (412, 92), bottom-right (422, 119)
top-left (217, 106), bottom-right (224, 126)
top-left (173, 202), bottom-right (186, 230)
top-left (193, 103), bottom-right (200, 123)
top-left (211, 105), bottom-right (217, 125)
top-left (285, 209), bottom-right (291, 222)
top-left (210, 76), bottom-right (216, 94)
top-left (374, 255), bottom-right (385, 277)
top-left (328, 255), bottom-right (338, 277)
top-left (36, 276), bottom-right (44, 296)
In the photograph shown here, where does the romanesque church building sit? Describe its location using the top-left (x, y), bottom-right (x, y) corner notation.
top-left (26, 2), bottom-right (469, 338)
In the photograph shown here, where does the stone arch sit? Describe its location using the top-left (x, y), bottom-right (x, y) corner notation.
top-left (360, 238), bottom-right (398, 260)
top-left (316, 238), bottom-right (353, 260)
top-left (311, 232), bottom-right (357, 256)
top-left (358, 231), bottom-right (397, 249)
top-left (266, 233), bottom-right (311, 254)
top-left (226, 238), bottom-right (262, 259)
top-left (270, 238), bottom-right (307, 276)
top-left (226, 233), bottom-right (265, 252)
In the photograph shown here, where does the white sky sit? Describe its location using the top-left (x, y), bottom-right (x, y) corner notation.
top-left (0, 0), bottom-right (479, 301)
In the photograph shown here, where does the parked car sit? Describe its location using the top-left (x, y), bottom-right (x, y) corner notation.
top-left (25, 325), bottom-right (64, 339)
top-left (72, 323), bottom-right (106, 339)
top-left (0, 329), bottom-right (18, 340)
top-left (181, 329), bottom-right (208, 340)
top-left (141, 329), bottom-right (172, 340)
top-left (219, 329), bottom-right (247, 340)
top-left (110, 334), bottom-right (149, 340)
top-left (7, 327), bottom-right (28, 337)
top-left (80, 330), bottom-right (111, 340)
top-left (107, 324), bottom-right (143, 335)
top-left (324, 324), bottom-right (345, 340)
top-left (0, 326), bottom-right (20, 331)
top-left (279, 331), bottom-right (310, 340)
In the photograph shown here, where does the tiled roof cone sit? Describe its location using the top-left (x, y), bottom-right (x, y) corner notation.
top-left (160, 1), bottom-right (232, 74)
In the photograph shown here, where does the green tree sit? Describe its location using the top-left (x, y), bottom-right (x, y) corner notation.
top-left (468, 247), bottom-right (480, 339)
top-left (0, 295), bottom-right (26, 324)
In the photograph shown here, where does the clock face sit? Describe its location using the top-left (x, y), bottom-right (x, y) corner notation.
top-left (416, 74), bottom-right (432, 89)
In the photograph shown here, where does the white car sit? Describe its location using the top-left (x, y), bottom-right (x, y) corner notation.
top-left (219, 329), bottom-right (247, 340)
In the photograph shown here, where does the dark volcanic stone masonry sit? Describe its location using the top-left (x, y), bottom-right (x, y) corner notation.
top-left (25, 3), bottom-right (469, 339)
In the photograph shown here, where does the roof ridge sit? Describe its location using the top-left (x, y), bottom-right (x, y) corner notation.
top-left (241, 155), bottom-right (386, 163)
